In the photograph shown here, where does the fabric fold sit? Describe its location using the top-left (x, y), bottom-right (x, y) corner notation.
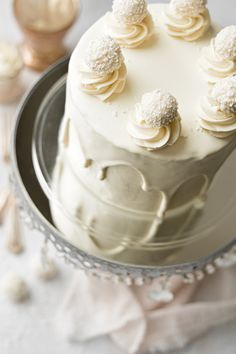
top-left (56, 267), bottom-right (236, 354)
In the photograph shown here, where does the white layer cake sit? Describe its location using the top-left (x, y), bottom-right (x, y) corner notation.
top-left (50, 3), bottom-right (236, 263)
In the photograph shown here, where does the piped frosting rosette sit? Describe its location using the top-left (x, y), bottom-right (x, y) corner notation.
top-left (163, 0), bottom-right (210, 42)
top-left (107, 0), bottom-right (154, 49)
top-left (128, 90), bottom-right (181, 150)
top-left (79, 35), bottom-right (127, 101)
top-left (200, 26), bottom-right (236, 83)
top-left (199, 76), bottom-right (236, 138)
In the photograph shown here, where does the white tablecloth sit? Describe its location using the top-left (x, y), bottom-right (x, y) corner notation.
top-left (0, 1), bottom-right (236, 353)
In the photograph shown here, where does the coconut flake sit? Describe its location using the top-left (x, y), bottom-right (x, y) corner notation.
top-left (214, 26), bottom-right (236, 61)
top-left (112, 0), bottom-right (148, 25)
top-left (212, 76), bottom-right (236, 114)
top-left (85, 35), bottom-right (123, 75)
top-left (170, 0), bottom-right (207, 17)
top-left (139, 90), bottom-right (179, 128)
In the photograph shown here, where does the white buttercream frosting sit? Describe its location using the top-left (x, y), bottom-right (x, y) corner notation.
top-left (79, 61), bottom-right (127, 101)
top-left (199, 39), bottom-right (236, 84)
top-left (163, 0), bottom-right (210, 41)
top-left (0, 42), bottom-right (23, 80)
top-left (79, 35), bottom-right (127, 101)
top-left (199, 77), bottom-right (236, 138)
top-left (128, 90), bottom-right (181, 149)
top-left (107, 12), bottom-right (154, 49)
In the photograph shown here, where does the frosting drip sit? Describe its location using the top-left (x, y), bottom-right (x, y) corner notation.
top-left (128, 105), bottom-right (181, 150)
top-left (199, 96), bottom-right (236, 138)
top-left (107, 12), bottom-right (154, 49)
top-left (200, 40), bottom-right (236, 83)
top-left (79, 62), bottom-right (127, 101)
top-left (163, 9), bottom-right (210, 41)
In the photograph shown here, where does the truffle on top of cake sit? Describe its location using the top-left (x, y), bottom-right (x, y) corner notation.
top-left (163, 0), bottom-right (210, 42)
top-left (200, 26), bottom-right (236, 83)
top-left (106, 0), bottom-right (154, 49)
top-left (199, 76), bottom-right (236, 138)
top-left (127, 89), bottom-right (181, 150)
top-left (78, 35), bottom-right (127, 101)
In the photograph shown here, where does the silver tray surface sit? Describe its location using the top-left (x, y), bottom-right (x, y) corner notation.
top-left (11, 57), bottom-right (236, 284)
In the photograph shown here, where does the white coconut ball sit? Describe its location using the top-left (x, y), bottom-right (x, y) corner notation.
top-left (85, 35), bottom-right (123, 75)
top-left (170, 0), bottom-right (207, 17)
top-left (140, 90), bottom-right (178, 128)
top-left (31, 255), bottom-right (58, 281)
top-left (1, 273), bottom-right (29, 303)
top-left (112, 0), bottom-right (148, 25)
top-left (212, 76), bottom-right (236, 114)
top-left (214, 26), bottom-right (236, 61)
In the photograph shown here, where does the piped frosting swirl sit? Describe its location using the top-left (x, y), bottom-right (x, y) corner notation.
top-left (107, 0), bottom-right (153, 49)
top-left (200, 26), bottom-right (236, 83)
top-left (128, 90), bottom-right (181, 150)
top-left (79, 36), bottom-right (127, 101)
top-left (107, 12), bottom-right (154, 49)
top-left (199, 76), bottom-right (236, 138)
top-left (163, 0), bottom-right (210, 42)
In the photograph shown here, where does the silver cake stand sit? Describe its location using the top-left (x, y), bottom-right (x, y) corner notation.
top-left (11, 57), bottom-right (236, 286)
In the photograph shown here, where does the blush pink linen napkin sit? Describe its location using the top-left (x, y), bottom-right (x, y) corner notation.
top-left (56, 266), bottom-right (236, 353)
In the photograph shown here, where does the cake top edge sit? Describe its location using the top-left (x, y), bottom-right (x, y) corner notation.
top-left (67, 3), bottom-right (235, 160)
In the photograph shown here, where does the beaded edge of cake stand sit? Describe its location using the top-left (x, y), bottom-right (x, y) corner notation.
top-left (10, 172), bottom-right (236, 290)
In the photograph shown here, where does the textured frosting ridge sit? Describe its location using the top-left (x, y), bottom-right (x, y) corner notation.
top-left (79, 36), bottom-right (127, 101)
top-left (128, 90), bottom-right (181, 149)
top-left (0, 42), bottom-right (23, 79)
top-left (107, 12), bottom-right (154, 49)
top-left (199, 77), bottom-right (236, 138)
top-left (163, 0), bottom-right (210, 41)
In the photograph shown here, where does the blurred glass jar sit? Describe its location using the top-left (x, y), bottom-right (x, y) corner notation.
top-left (0, 41), bottom-right (24, 103)
top-left (13, 0), bottom-right (80, 71)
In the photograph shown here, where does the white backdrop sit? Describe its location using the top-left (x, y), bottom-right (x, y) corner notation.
top-left (0, 1), bottom-right (236, 354)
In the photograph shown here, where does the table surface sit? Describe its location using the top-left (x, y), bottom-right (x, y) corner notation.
top-left (1, 1), bottom-right (236, 354)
